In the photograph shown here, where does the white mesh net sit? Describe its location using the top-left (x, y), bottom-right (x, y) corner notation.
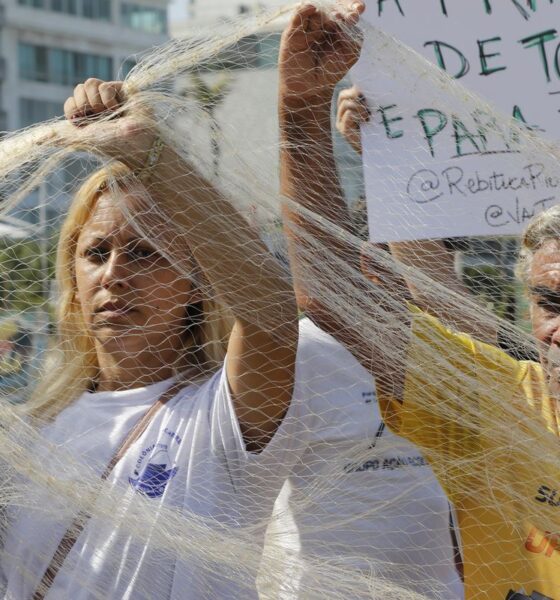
top-left (0, 1), bottom-right (559, 599)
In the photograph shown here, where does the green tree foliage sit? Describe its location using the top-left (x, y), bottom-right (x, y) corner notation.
top-left (462, 264), bottom-right (516, 321)
top-left (0, 239), bottom-right (56, 312)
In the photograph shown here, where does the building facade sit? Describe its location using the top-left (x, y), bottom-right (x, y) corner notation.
top-left (4, 0), bottom-right (169, 131)
top-left (181, 0), bottom-right (261, 26)
top-left (172, 0), bottom-right (282, 33)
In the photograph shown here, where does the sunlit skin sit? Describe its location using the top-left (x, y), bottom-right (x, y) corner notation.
top-left (528, 239), bottom-right (560, 396)
top-left (75, 191), bottom-right (201, 392)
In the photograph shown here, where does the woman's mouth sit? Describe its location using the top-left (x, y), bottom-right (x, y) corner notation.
top-left (95, 301), bottom-right (136, 320)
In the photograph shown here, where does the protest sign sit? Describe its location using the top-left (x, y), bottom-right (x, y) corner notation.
top-left (352, 0), bottom-right (560, 241)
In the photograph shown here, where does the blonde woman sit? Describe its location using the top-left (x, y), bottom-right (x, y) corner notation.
top-left (0, 79), bottom-right (309, 600)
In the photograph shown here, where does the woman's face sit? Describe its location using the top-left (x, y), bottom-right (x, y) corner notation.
top-left (75, 191), bottom-right (198, 361)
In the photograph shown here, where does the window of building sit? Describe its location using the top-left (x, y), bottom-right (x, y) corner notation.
top-left (19, 44), bottom-right (49, 82)
top-left (18, 0), bottom-right (45, 7)
top-left (19, 0), bottom-right (110, 20)
top-left (119, 58), bottom-right (137, 78)
top-left (82, 0), bottom-right (111, 20)
top-left (121, 3), bottom-right (167, 35)
top-left (256, 33), bottom-right (281, 69)
top-left (19, 43), bottom-right (113, 86)
top-left (51, 0), bottom-right (78, 15)
top-left (19, 98), bottom-right (61, 128)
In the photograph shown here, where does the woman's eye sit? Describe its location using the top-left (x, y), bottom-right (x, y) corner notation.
top-left (84, 246), bottom-right (109, 261)
top-left (537, 299), bottom-right (560, 313)
top-left (128, 246), bottom-right (157, 260)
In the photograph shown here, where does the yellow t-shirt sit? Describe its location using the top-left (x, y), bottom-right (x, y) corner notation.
top-left (377, 310), bottom-right (560, 600)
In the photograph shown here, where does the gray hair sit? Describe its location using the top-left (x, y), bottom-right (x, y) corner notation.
top-left (516, 204), bottom-right (560, 286)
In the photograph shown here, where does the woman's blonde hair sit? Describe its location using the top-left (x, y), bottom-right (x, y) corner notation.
top-left (27, 162), bottom-right (233, 421)
top-left (516, 204), bottom-right (560, 287)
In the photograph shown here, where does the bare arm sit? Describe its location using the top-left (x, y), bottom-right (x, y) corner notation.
top-left (279, 3), bottom-right (362, 329)
top-left (149, 159), bottom-right (298, 450)
top-left (389, 240), bottom-right (498, 342)
top-left (65, 79), bottom-right (298, 451)
top-left (279, 3), bottom-right (409, 400)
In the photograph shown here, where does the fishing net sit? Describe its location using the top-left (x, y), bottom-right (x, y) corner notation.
top-left (0, 1), bottom-right (558, 599)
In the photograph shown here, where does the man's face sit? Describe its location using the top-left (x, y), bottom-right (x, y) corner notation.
top-left (529, 239), bottom-right (560, 393)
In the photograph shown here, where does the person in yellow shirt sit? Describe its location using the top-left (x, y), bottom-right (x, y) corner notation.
top-left (278, 3), bottom-right (560, 598)
top-left (335, 85), bottom-right (560, 598)
top-left (376, 303), bottom-right (560, 600)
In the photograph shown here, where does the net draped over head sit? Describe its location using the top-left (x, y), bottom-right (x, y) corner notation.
top-left (0, 2), bottom-right (558, 599)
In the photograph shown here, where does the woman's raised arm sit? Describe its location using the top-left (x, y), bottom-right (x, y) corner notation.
top-left (64, 79), bottom-right (298, 451)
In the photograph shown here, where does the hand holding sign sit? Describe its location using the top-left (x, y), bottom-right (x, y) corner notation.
top-left (353, 0), bottom-right (560, 241)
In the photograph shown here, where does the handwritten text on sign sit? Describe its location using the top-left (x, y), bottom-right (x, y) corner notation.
top-left (352, 0), bottom-right (560, 241)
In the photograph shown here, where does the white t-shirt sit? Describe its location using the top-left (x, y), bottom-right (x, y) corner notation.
top-left (260, 319), bottom-right (464, 600)
top-left (0, 358), bottom-right (315, 600)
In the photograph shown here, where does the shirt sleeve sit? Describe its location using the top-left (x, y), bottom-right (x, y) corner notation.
top-left (208, 322), bottom-right (324, 500)
top-left (376, 308), bottom-right (537, 503)
top-left (211, 364), bottom-right (313, 471)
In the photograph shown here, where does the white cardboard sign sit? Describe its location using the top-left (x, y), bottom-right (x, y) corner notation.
top-left (352, 0), bottom-right (560, 241)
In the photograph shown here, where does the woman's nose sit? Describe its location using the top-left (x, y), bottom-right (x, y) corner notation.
top-left (100, 251), bottom-right (131, 289)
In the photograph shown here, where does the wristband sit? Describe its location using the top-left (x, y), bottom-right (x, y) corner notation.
top-left (134, 137), bottom-right (165, 184)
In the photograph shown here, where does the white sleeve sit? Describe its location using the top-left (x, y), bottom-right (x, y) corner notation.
top-left (207, 319), bottom-right (341, 495)
top-left (209, 357), bottom-right (317, 493)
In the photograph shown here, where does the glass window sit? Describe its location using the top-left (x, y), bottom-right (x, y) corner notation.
top-left (120, 58), bottom-right (137, 78)
top-left (19, 43), bottom-right (112, 86)
top-left (68, 52), bottom-right (112, 85)
top-left (71, 52), bottom-right (86, 83)
top-left (94, 55), bottom-right (113, 81)
top-left (256, 33), bottom-right (281, 69)
top-left (82, 0), bottom-right (111, 21)
top-left (19, 44), bottom-right (48, 82)
top-left (19, 98), bottom-right (61, 128)
top-left (121, 3), bottom-right (167, 34)
top-left (49, 48), bottom-right (68, 85)
top-left (51, 0), bottom-right (77, 15)
top-left (20, 0), bottom-right (114, 20)
top-left (18, 0), bottom-right (45, 7)
top-left (18, 44), bottom-right (33, 80)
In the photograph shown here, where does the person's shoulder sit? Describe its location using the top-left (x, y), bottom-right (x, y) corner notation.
top-left (177, 366), bottom-right (224, 398)
top-left (518, 359), bottom-right (545, 387)
top-left (298, 316), bottom-right (348, 352)
top-left (297, 317), bottom-right (356, 369)
top-left (166, 367), bottom-right (237, 435)
top-left (296, 316), bottom-right (372, 391)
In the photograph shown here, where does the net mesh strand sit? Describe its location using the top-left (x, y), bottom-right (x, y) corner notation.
top-left (0, 2), bottom-right (557, 599)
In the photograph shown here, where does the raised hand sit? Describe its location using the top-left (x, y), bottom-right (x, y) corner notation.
top-left (64, 78), bottom-right (124, 122)
top-left (336, 85), bottom-right (370, 154)
top-left (279, 1), bottom-right (365, 107)
top-left (63, 78), bottom-right (155, 171)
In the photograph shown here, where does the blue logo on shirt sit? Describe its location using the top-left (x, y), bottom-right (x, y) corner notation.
top-left (129, 445), bottom-right (178, 498)
top-left (129, 463), bottom-right (178, 498)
